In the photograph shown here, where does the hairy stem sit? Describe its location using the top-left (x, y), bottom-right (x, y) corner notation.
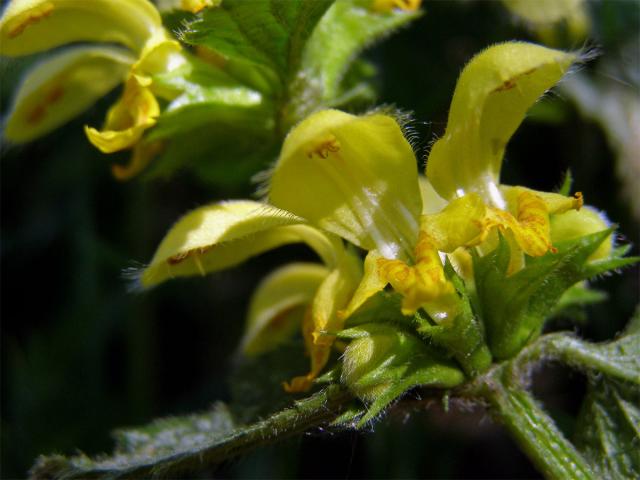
top-left (479, 373), bottom-right (594, 480)
top-left (30, 385), bottom-right (354, 480)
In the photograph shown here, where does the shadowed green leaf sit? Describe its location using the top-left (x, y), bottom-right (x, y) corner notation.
top-left (182, 0), bottom-right (334, 93)
top-left (300, 1), bottom-right (421, 103)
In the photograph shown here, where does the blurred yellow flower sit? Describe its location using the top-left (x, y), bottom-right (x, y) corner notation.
top-left (1, 0), bottom-right (184, 177)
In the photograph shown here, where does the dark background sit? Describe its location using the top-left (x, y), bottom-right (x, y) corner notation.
top-left (2, 1), bottom-right (638, 478)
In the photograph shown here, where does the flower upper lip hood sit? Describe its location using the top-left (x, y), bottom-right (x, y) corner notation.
top-left (269, 109), bottom-right (422, 261)
top-left (426, 41), bottom-right (577, 204)
top-left (1, 0), bottom-right (184, 162)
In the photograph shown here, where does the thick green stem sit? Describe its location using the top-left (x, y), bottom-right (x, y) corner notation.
top-left (480, 378), bottom-right (594, 480)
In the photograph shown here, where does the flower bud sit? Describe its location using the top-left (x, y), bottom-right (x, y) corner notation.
top-left (340, 324), bottom-right (464, 402)
top-left (551, 206), bottom-right (612, 261)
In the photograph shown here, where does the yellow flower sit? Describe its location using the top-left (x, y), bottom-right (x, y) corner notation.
top-left (1, 0), bottom-right (184, 176)
top-left (138, 42), bottom-right (612, 392)
top-left (423, 42), bottom-right (611, 274)
top-left (502, 0), bottom-right (590, 45)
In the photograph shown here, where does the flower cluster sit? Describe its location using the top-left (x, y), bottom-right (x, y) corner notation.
top-left (138, 41), bottom-right (613, 404)
top-left (0, 0), bottom-right (190, 178)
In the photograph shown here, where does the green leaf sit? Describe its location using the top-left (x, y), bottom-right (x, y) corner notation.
top-left (473, 230), bottom-right (632, 359)
top-left (150, 57), bottom-right (272, 141)
top-left (144, 122), bottom-right (277, 188)
top-left (574, 378), bottom-right (640, 479)
top-left (182, 0), bottom-right (334, 94)
top-left (300, 0), bottom-right (421, 103)
top-left (29, 385), bottom-right (353, 480)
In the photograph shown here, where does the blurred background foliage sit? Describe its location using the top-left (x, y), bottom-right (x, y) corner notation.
top-left (1, 0), bottom-right (638, 478)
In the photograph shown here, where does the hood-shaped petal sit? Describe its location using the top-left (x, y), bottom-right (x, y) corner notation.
top-left (269, 109), bottom-right (422, 260)
top-left (241, 262), bottom-right (330, 356)
top-left (426, 42), bottom-right (576, 202)
top-left (140, 200), bottom-right (342, 288)
top-left (0, 0), bottom-right (163, 56)
top-left (3, 45), bottom-right (133, 143)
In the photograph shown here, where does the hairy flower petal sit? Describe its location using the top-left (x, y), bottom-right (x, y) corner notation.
top-left (426, 42), bottom-right (576, 201)
top-left (140, 200), bottom-right (342, 288)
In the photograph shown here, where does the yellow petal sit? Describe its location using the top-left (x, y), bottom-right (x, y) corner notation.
top-left (241, 263), bottom-right (330, 356)
top-left (426, 42), bottom-right (576, 201)
top-left (0, 0), bottom-right (163, 57)
top-left (3, 46), bottom-right (132, 143)
top-left (310, 254), bottom-right (362, 346)
top-left (551, 207), bottom-right (612, 260)
top-left (422, 193), bottom-right (489, 253)
top-left (378, 231), bottom-right (458, 320)
top-left (418, 175), bottom-right (448, 214)
top-left (502, 185), bottom-right (583, 215)
top-left (133, 33), bottom-right (185, 80)
top-left (84, 76), bottom-right (159, 153)
top-left (270, 109), bottom-right (421, 260)
top-left (285, 255), bottom-right (362, 393)
top-left (338, 250), bottom-right (387, 320)
top-left (140, 200), bottom-right (342, 288)
top-left (490, 189), bottom-right (553, 258)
